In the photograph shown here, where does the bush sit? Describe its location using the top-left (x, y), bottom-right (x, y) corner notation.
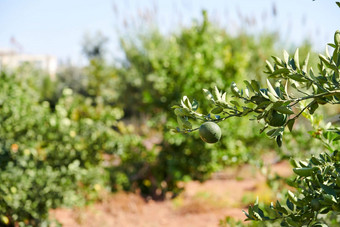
top-left (0, 71), bottom-right (120, 225)
top-left (173, 24), bottom-right (340, 225)
top-left (113, 11), bottom-right (289, 199)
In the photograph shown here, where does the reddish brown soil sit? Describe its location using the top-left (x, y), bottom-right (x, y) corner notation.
top-left (50, 160), bottom-right (292, 227)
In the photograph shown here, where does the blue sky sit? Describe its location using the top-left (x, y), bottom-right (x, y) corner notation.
top-left (0, 0), bottom-right (339, 64)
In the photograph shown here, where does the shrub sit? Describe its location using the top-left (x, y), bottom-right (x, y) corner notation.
top-left (0, 71), bottom-right (120, 225)
top-left (114, 11), bottom-right (287, 199)
top-left (173, 23), bottom-right (340, 226)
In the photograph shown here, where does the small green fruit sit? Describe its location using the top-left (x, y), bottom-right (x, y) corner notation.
top-left (265, 110), bottom-right (288, 127)
top-left (199, 122), bottom-right (221, 143)
top-left (311, 198), bottom-right (321, 211)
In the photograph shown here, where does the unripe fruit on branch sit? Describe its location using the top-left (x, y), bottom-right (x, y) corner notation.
top-left (265, 110), bottom-right (288, 127)
top-left (199, 122), bottom-right (221, 143)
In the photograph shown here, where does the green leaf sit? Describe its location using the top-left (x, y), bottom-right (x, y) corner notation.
top-left (248, 205), bottom-right (254, 219)
top-left (266, 127), bottom-right (284, 138)
top-left (273, 101), bottom-right (285, 109)
top-left (177, 116), bottom-right (184, 129)
top-left (293, 167), bottom-right (314, 177)
top-left (270, 68), bottom-right (290, 76)
top-left (325, 45), bottom-right (330, 58)
top-left (181, 117), bottom-right (192, 129)
top-left (177, 116), bottom-right (192, 130)
top-left (293, 48), bottom-right (300, 70)
top-left (267, 92), bottom-right (279, 102)
top-left (302, 53), bottom-right (310, 73)
top-left (244, 80), bottom-right (254, 93)
top-left (253, 211), bottom-right (263, 221)
top-left (321, 184), bottom-right (337, 197)
top-left (336, 2), bottom-right (340, 8)
top-left (287, 73), bottom-right (309, 82)
top-left (266, 60), bottom-right (275, 73)
top-left (182, 96), bottom-right (192, 110)
top-left (299, 160), bottom-right (309, 167)
top-left (309, 101), bottom-right (318, 114)
top-left (242, 209), bottom-right (251, 220)
top-left (203, 89), bottom-right (215, 103)
top-left (274, 106), bottom-right (294, 114)
top-left (287, 119), bottom-right (295, 132)
top-left (214, 86), bottom-right (221, 101)
top-left (284, 80), bottom-right (290, 98)
top-left (251, 80), bottom-right (260, 92)
top-left (289, 158), bottom-right (299, 168)
top-left (231, 82), bottom-right (241, 97)
top-left (264, 103), bottom-right (274, 112)
top-left (310, 156), bottom-right (322, 165)
top-left (309, 68), bottom-right (318, 81)
top-left (274, 83), bottom-right (282, 98)
top-left (264, 208), bottom-right (277, 219)
top-left (192, 99), bottom-right (199, 111)
top-left (174, 108), bottom-right (190, 116)
top-left (287, 190), bottom-right (298, 205)
top-left (319, 54), bottom-right (331, 68)
top-left (311, 223), bottom-right (328, 227)
top-left (181, 99), bottom-right (187, 109)
top-left (259, 89), bottom-right (270, 99)
top-left (211, 106), bottom-right (223, 114)
top-left (286, 217), bottom-right (298, 226)
top-left (272, 56), bottom-right (283, 66)
top-left (244, 87), bottom-right (250, 98)
top-left (221, 92), bottom-right (227, 102)
top-left (230, 100), bottom-right (240, 107)
top-left (266, 129), bottom-right (277, 137)
top-left (275, 201), bottom-right (288, 215)
top-left (336, 176), bottom-right (340, 187)
top-left (323, 194), bottom-right (337, 204)
top-left (266, 79), bottom-right (279, 99)
top-left (276, 135), bottom-right (282, 147)
top-left (283, 50), bottom-right (289, 64)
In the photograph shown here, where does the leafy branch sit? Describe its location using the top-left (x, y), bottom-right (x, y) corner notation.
top-left (173, 29), bottom-right (340, 226)
top-left (173, 30), bottom-right (340, 147)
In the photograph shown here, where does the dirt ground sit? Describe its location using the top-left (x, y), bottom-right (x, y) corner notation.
top-left (50, 160), bottom-right (292, 227)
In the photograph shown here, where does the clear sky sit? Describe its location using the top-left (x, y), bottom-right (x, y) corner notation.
top-left (0, 0), bottom-right (339, 64)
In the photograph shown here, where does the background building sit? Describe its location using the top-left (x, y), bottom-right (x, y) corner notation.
top-left (0, 48), bottom-right (58, 79)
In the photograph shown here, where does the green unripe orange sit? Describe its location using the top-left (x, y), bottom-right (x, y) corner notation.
top-left (199, 122), bottom-right (221, 143)
top-left (265, 110), bottom-right (288, 127)
top-left (311, 198), bottom-right (321, 211)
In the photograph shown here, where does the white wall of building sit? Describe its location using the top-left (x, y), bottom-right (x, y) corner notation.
top-left (0, 48), bottom-right (58, 79)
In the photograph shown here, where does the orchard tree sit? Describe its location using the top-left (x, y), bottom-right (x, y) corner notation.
top-left (173, 23), bottom-right (340, 227)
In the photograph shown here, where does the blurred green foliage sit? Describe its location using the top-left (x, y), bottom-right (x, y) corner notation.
top-left (0, 71), bottom-right (120, 225)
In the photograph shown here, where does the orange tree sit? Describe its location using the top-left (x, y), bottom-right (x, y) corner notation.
top-left (0, 70), bottom-right (123, 225)
top-left (173, 24), bottom-right (340, 226)
top-left (114, 11), bottom-right (285, 199)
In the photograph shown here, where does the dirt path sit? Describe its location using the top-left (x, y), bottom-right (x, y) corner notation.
top-left (50, 161), bottom-right (292, 227)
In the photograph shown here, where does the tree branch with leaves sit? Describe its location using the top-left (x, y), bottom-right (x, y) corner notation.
top-left (173, 29), bottom-right (340, 226)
